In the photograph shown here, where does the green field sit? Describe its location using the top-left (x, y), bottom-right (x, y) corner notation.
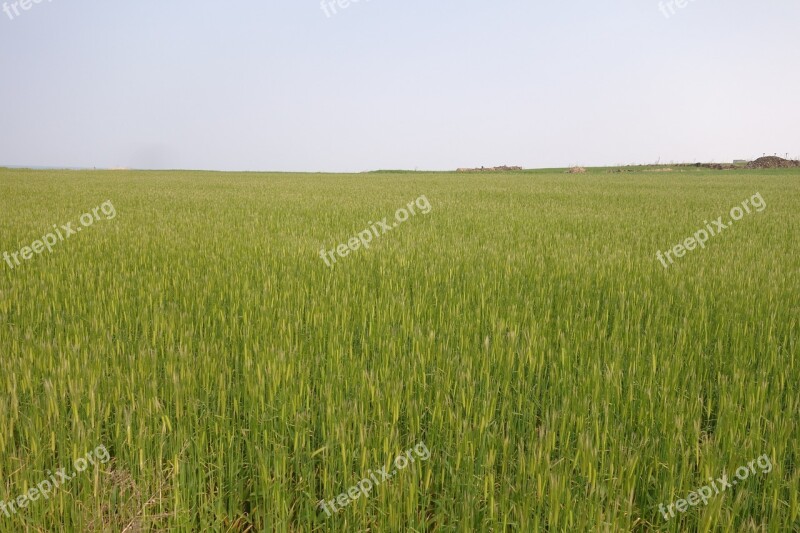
top-left (0, 167), bottom-right (798, 531)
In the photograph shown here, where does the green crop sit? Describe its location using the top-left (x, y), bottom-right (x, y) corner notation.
top-left (0, 167), bottom-right (797, 531)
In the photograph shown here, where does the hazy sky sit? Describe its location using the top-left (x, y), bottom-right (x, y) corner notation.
top-left (1, 1), bottom-right (798, 172)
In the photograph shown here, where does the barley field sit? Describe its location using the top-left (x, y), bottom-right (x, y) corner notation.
top-left (0, 167), bottom-right (798, 531)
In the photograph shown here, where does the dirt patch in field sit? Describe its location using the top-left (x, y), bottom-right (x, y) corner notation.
top-left (747, 156), bottom-right (800, 169)
top-left (690, 163), bottom-right (740, 170)
top-left (566, 167), bottom-right (586, 174)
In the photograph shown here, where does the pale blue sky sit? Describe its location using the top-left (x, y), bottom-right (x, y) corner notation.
top-left (1, 1), bottom-right (798, 172)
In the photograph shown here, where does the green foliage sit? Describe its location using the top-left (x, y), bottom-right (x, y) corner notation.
top-left (0, 168), bottom-right (797, 531)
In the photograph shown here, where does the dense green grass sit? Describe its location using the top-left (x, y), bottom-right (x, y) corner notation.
top-left (0, 167), bottom-right (798, 531)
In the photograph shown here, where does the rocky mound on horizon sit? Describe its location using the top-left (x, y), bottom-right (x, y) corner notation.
top-left (747, 156), bottom-right (800, 169)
